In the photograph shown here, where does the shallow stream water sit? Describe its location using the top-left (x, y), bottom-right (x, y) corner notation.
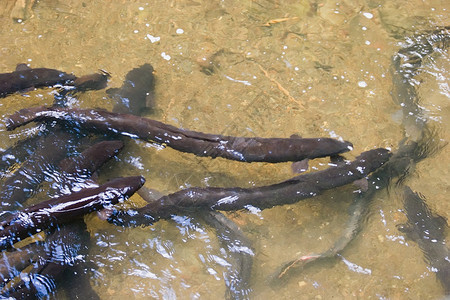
top-left (0, 0), bottom-right (449, 299)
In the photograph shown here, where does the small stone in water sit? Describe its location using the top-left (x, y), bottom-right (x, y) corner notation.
top-left (358, 81), bottom-right (368, 88)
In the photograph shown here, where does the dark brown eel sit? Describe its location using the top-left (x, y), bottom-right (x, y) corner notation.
top-left (5, 106), bottom-right (353, 163)
top-left (0, 129), bottom-right (76, 214)
top-left (0, 242), bottom-right (45, 284)
top-left (0, 64), bottom-right (109, 98)
top-left (0, 176), bottom-right (145, 250)
top-left (1, 222), bottom-right (99, 299)
top-left (57, 140), bottom-right (124, 184)
top-left (0, 66), bottom-right (76, 98)
top-left (110, 148), bottom-right (391, 226)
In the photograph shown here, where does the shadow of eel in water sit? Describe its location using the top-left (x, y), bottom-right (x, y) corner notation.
top-left (397, 186), bottom-right (449, 294)
top-left (136, 186), bottom-right (254, 300)
top-left (200, 211), bottom-right (254, 300)
top-left (271, 26), bottom-right (450, 288)
top-left (107, 63), bottom-right (156, 116)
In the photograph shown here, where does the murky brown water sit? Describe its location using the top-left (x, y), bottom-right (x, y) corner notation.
top-left (0, 0), bottom-right (449, 299)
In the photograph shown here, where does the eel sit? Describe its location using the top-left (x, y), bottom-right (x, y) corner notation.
top-left (54, 140), bottom-right (124, 194)
top-left (0, 175), bottom-right (145, 250)
top-left (0, 136), bottom-right (123, 215)
top-left (58, 140), bottom-right (124, 177)
top-left (107, 63), bottom-right (155, 115)
top-left (397, 187), bottom-right (450, 295)
top-left (0, 241), bottom-right (44, 285)
top-left (201, 211), bottom-right (253, 300)
top-left (5, 106), bottom-right (354, 163)
top-left (72, 71), bottom-right (109, 92)
top-left (391, 26), bottom-right (450, 141)
top-left (0, 64), bottom-right (76, 98)
top-left (109, 147), bottom-right (391, 226)
top-left (0, 134), bottom-right (42, 177)
top-left (1, 222), bottom-right (99, 299)
top-left (0, 128), bottom-right (76, 215)
top-left (137, 187), bottom-right (253, 299)
top-left (272, 27), bottom-right (450, 283)
top-left (0, 64), bottom-right (109, 98)
top-left (272, 141), bottom-right (426, 281)
top-left (114, 148), bottom-right (389, 296)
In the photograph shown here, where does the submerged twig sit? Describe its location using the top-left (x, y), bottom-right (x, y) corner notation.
top-left (255, 63), bottom-right (305, 109)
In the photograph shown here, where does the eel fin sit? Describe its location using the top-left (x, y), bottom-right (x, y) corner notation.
top-left (353, 178), bottom-right (369, 192)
